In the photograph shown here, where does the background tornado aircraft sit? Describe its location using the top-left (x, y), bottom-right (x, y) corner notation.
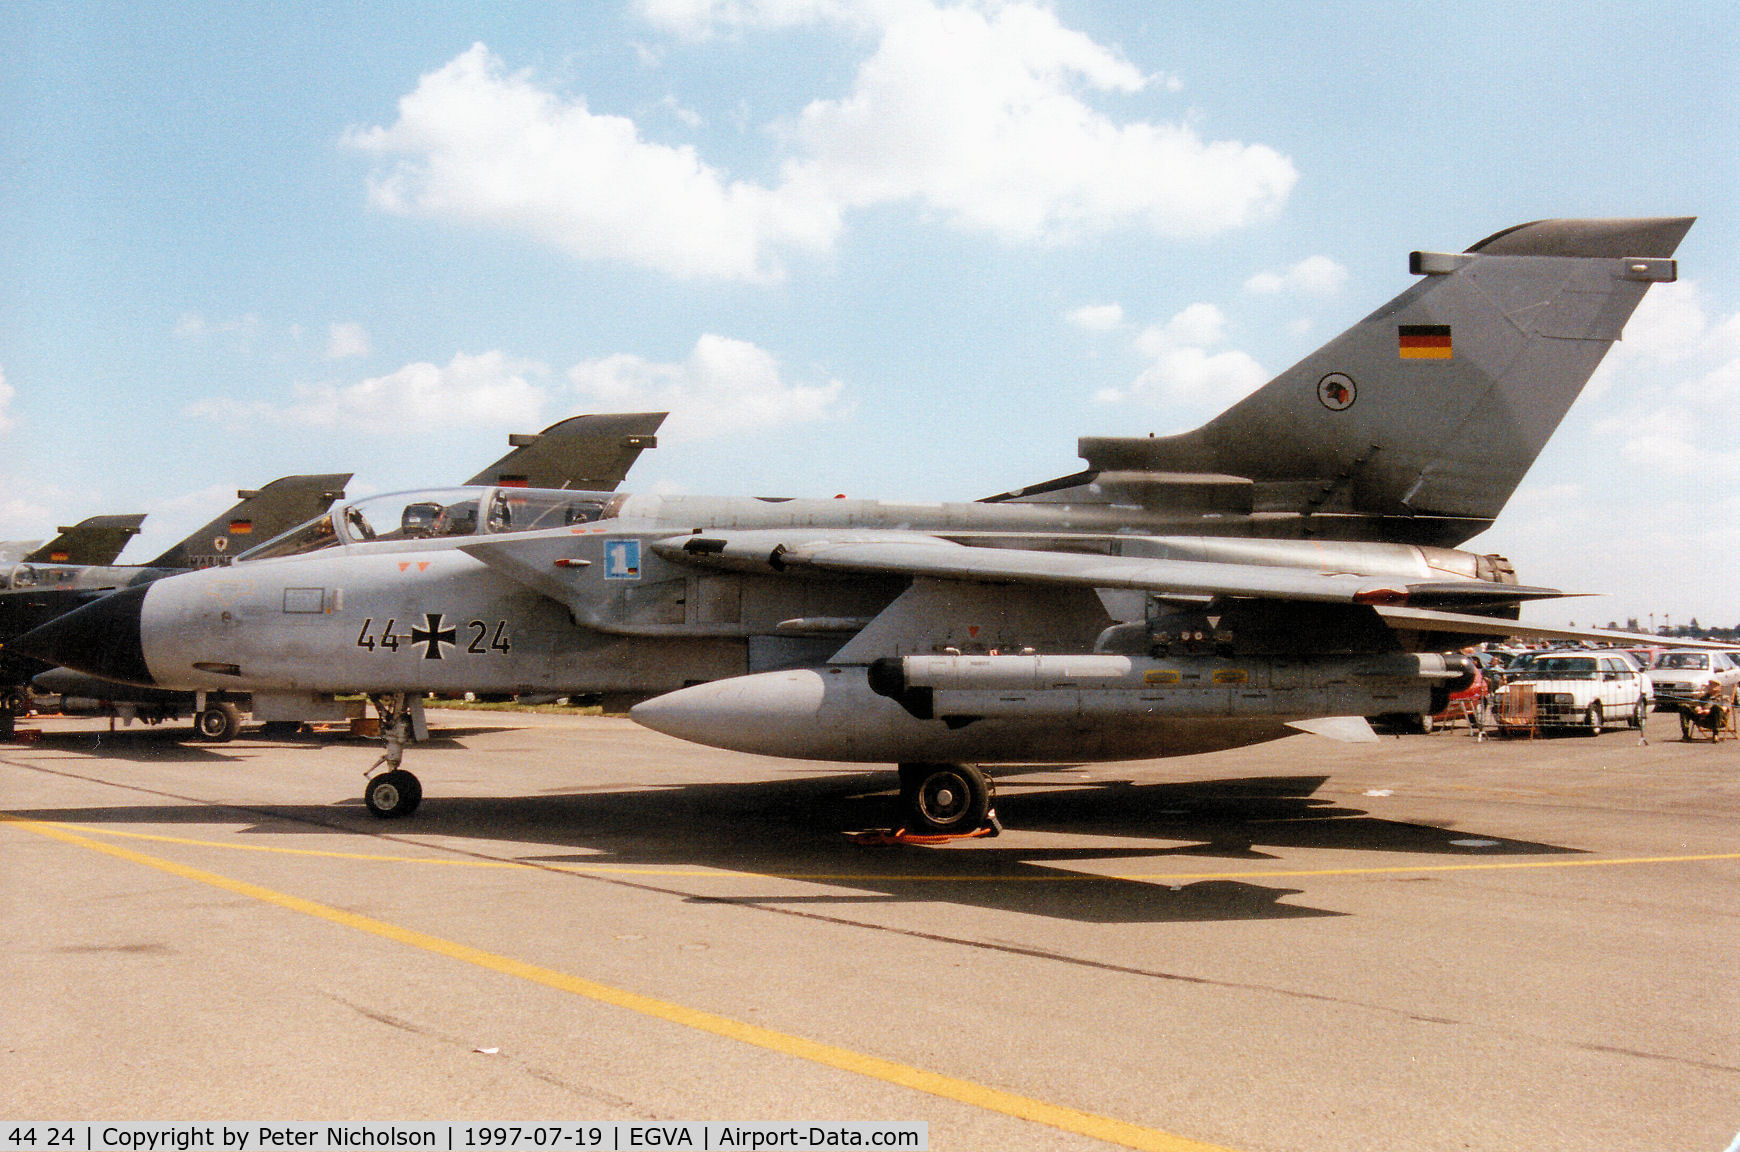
top-left (0, 514), bottom-right (148, 567)
top-left (16, 218), bottom-right (1692, 830)
top-left (1, 474), bottom-right (351, 737)
top-left (7, 411), bottom-right (665, 739)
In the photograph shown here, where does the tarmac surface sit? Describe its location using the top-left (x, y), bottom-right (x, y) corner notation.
top-left (2, 708), bottom-right (1737, 1151)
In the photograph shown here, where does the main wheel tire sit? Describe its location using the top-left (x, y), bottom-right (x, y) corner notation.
top-left (1583, 701), bottom-right (1603, 735)
top-left (194, 702), bottom-right (242, 742)
top-left (898, 762), bottom-right (991, 835)
top-left (364, 769), bottom-right (422, 818)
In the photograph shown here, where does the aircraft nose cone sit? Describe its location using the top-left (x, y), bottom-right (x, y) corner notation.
top-left (10, 584), bottom-right (155, 687)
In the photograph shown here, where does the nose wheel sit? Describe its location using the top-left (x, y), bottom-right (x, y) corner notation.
top-left (364, 769), bottom-right (422, 818)
top-left (362, 692), bottom-right (427, 819)
top-left (898, 762), bottom-right (996, 835)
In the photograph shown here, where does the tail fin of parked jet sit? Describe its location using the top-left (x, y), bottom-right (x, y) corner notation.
top-left (993, 217), bottom-right (1693, 547)
top-left (145, 473), bottom-right (352, 570)
top-left (466, 412), bottom-right (665, 491)
top-left (22, 514), bottom-right (147, 565)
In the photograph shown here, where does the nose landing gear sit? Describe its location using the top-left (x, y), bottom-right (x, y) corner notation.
top-left (364, 767), bottom-right (423, 818)
top-left (362, 693), bottom-right (428, 818)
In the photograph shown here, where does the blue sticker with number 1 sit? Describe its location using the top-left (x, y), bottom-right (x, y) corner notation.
top-left (603, 539), bottom-right (641, 580)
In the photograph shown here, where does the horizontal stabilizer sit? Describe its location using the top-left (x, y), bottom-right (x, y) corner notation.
top-left (1374, 605), bottom-right (1727, 649)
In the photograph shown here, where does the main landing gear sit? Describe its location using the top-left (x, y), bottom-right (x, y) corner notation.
top-left (362, 693), bottom-right (427, 819)
top-left (897, 762), bottom-right (1000, 836)
top-left (0, 688), bottom-right (23, 741)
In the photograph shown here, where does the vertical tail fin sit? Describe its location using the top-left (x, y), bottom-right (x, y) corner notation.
top-left (1073, 217), bottom-right (1692, 545)
top-left (466, 412), bottom-right (665, 490)
top-left (146, 473), bottom-right (351, 569)
top-left (22, 514), bottom-right (147, 565)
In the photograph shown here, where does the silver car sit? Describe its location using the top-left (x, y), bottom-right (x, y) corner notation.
top-left (1648, 649), bottom-right (1740, 712)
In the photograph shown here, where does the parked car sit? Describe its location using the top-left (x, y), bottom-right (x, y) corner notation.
top-left (1490, 651), bottom-right (1649, 732)
top-left (1430, 665), bottom-right (1489, 730)
top-left (1648, 649), bottom-right (1740, 712)
top-left (1619, 646), bottom-right (1665, 671)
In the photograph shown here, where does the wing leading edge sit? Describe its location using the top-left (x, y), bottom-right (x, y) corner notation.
top-left (652, 531), bottom-right (1568, 610)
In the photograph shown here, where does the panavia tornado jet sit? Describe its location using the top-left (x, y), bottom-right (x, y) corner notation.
top-left (14, 217), bottom-right (1692, 830)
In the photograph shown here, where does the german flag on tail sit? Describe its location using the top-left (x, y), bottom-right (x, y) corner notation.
top-left (1398, 324), bottom-right (1452, 359)
top-left (228, 519), bottom-right (253, 535)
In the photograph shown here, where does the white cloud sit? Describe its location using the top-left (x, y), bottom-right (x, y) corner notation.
top-left (1587, 281), bottom-right (1740, 445)
top-left (783, 2), bottom-right (1294, 243)
top-left (1140, 301), bottom-right (1227, 349)
top-left (567, 333), bottom-right (845, 439)
top-left (345, 43), bottom-right (837, 282)
top-left (188, 350), bottom-right (548, 431)
top-left (350, 7), bottom-right (1294, 280)
top-left (635, 0), bottom-right (885, 38)
top-left (1244, 254), bottom-right (1347, 296)
top-left (327, 322), bottom-right (371, 360)
top-left (656, 93), bottom-right (705, 128)
top-left (173, 311), bottom-right (261, 339)
top-left (1066, 303), bottom-right (1123, 332)
top-left (1494, 279), bottom-right (1740, 625)
top-left (1099, 302), bottom-right (1266, 410)
top-left (0, 364), bottom-right (13, 433)
top-left (1601, 408), bottom-right (1740, 475)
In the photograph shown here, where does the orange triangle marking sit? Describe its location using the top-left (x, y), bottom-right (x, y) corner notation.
top-left (398, 562), bottom-right (410, 572)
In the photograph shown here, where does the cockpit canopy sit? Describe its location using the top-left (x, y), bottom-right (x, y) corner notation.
top-left (236, 486), bottom-right (623, 562)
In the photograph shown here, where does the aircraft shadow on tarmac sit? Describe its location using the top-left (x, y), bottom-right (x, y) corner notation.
top-left (11, 759), bottom-right (1583, 926)
top-left (17, 724), bottom-right (508, 763)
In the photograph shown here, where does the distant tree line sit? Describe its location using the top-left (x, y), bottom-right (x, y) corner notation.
top-left (1600, 617), bottom-right (1740, 642)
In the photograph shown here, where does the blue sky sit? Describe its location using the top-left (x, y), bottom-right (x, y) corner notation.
top-left (3, 1), bottom-right (1737, 629)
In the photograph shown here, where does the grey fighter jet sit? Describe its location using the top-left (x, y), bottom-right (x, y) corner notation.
top-left (15, 218), bottom-right (1692, 830)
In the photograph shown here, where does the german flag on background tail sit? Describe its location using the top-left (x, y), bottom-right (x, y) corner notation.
top-left (228, 519), bottom-right (253, 535)
top-left (1398, 324), bottom-right (1452, 359)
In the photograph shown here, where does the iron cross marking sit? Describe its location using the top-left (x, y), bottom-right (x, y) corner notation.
top-left (410, 612), bottom-right (458, 660)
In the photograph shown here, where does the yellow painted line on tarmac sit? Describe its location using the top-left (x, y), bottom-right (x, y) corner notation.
top-left (20, 823), bottom-right (542, 867)
top-left (1, 813), bottom-right (1234, 1152)
top-left (17, 820), bottom-right (1740, 885)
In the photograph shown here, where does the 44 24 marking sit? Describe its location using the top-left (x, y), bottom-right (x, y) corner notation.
top-left (356, 613), bottom-right (511, 660)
